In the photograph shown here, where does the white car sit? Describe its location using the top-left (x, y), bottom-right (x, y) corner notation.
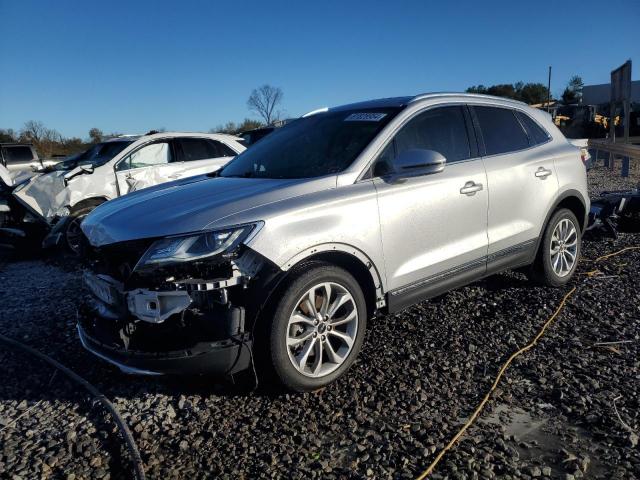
top-left (13, 132), bottom-right (245, 251)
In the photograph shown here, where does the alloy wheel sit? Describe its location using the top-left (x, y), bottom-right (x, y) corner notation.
top-left (550, 218), bottom-right (578, 277)
top-left (286, 281), bottom-right (358, 378)
top-left (66, 214), bottom-right (87, 254)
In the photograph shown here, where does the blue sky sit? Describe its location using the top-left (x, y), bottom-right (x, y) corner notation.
top-left (1, 0), bottom-right (638, 139)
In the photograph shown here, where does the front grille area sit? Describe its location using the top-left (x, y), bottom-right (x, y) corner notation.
top-left (80, 233), bottom-right (155, 283)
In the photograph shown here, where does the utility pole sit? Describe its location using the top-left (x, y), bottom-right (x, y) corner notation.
top-left (547, 66), bottom-right (552, 112)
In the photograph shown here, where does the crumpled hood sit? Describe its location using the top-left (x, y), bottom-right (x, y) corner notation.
top-left (81, 174), bottom-right (334, 246)
top-left (13, 170), bottom-right (68, 221)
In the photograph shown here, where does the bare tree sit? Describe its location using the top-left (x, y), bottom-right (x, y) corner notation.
top-left (247, 85), bottom-right (283, 124)
top-left (88, 128), bottom-right (103, 143)
top-left (19, 121), bottom-right (62, 157)
top-left (20, 120), bottom-right (48, 142)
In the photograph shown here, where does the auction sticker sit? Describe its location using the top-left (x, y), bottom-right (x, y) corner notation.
top-left (344, 112), bottom-right (387, 122)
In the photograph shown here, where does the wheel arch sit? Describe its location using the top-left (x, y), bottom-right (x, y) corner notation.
top-left (554, 192), bottom-right (587, 232)
top-left (280, 244), bottom-right (386, 316)
top-left (533, 189), bottom-right (587, 259)
top-left (69, 196), bottom-right (109, 214)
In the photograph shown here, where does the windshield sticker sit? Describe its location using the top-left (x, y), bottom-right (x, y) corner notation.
top-left (344, 112), bottom-right (387, 122)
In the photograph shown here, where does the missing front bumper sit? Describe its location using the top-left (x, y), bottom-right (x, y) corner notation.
top-left (77, 323), bottom-right (252, 376)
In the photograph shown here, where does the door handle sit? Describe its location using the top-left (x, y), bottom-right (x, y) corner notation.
top-left (460, 181), bottom-right (483, 196)
top-left (535, 167), bottom-right (552, 179)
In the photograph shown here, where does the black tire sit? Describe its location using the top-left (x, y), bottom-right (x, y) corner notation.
top-left (266, 263), bottom-right (367, 392)
top-left (65, 206), bottom-right (96, 254)
top-left (531, 208), bottom-right (581, 287)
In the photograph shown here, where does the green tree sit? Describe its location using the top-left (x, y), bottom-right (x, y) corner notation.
top-left (518, 83), bottom-right (549, 104)
top-left (562, 75), bottom-right (584, 104)
top-left (466, 85), bottom-right (488, 94)
top-left (467, 82), bottom-right (551, 104)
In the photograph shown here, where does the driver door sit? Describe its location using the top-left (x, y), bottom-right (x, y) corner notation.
top-left (115, 140), bottom-right (175, 195)
top-left (373, 105), bottom-right (489, 308)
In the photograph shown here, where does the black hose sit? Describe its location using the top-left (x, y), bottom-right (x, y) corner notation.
top-left (0, 332), bottom-right (146, 480)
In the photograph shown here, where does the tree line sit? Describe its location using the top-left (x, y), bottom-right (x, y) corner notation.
top-left (466, 75), bottom-right (584, 105)
top-left (1, 84), bottom-right (286, 158)
top-left (1, 76), bottom-right (586, 159)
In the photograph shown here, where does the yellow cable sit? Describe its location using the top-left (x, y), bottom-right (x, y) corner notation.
top-left (594, 246), bottom-right (640, 263)
top-left (415, 286), bottom-right (576, 480)
top-left (416, 245), bottom-right (640, 478)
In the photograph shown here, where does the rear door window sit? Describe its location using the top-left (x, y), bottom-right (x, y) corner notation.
top-left (474, 106), bottom-right (529, 155)
top-left (515, 111), bottom-right (551, 146)
top-left (209, 140), bottom-right (237, 157)
top-left (176, 138), bottom-right (218, 162)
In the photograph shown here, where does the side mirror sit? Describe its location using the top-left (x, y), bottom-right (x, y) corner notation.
top-left (393, 149), bottom-right (446, 178)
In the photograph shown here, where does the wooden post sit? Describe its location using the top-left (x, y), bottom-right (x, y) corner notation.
top-left (621, 156), bottom-right (630, 177)
top-left (623, 99), bottom-right (630, 144)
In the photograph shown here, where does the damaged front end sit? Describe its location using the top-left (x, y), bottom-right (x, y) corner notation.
top-left (77, 223), bottom-right (279, 376)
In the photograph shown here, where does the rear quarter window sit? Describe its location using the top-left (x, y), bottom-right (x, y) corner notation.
top-left (474, 106), bottom-right (529, 156)
top-left (515, 111), bottom-right (551, 146)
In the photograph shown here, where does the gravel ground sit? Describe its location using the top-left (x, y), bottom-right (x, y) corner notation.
top-left (0, 165), bottom-right (638, 480)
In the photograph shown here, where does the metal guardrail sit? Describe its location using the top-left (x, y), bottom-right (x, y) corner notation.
top-left (588, 138), bottom-right (640, 178)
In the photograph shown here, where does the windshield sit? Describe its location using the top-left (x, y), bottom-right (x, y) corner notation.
top-left (53, 141), bottom-right (133, 171)
top-left (220, 107), bottom-right (402, 179)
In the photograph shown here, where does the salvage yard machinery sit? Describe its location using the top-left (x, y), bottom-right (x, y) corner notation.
top-left (587, 185), bottom-right (640, 238)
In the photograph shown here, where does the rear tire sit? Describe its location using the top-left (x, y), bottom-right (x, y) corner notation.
top-left (531, 208), bottom-right (581, 287)
top-left (266, 264), bottom-right (367, 392)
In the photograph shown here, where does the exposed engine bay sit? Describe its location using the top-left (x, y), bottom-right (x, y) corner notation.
top-left (78, 235), bottom-right (280, 376)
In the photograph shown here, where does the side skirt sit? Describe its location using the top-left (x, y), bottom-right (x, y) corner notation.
top-left (386, 239), bottom-right (537, 313)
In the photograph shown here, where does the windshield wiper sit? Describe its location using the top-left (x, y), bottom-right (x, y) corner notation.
top-left (223, 171), bottom-right (255, 178)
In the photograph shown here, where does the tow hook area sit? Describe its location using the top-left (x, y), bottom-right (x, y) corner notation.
top-left (126, 289), bottom-right (191, 323)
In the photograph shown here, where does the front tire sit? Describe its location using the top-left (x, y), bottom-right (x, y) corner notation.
top-left (267, 264), bottom-right (367, 392)
top-left (65, 206), bottom-right (95, 254)
top-left (531, 208), bottom-right (581, 286)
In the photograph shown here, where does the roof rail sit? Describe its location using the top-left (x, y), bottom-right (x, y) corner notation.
top-left (302, 107), bottom-right (329, 118)
top-left (409, 92), bottom-right (528, 106)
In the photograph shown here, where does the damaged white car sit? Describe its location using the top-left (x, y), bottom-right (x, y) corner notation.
top-left (11, 132), bottom-right (245, 252)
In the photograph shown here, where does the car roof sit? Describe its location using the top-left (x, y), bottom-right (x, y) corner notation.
top-left (325, 92), bottom-right (528, 113)
top-left (104, 132), bottom-right (243, 143)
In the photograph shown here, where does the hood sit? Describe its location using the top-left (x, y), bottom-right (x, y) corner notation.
top-left (81, 174), bottom-right (335, 246)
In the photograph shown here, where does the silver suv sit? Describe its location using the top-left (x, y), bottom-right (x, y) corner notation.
top-left (78, 93), bottom-right (589, 391)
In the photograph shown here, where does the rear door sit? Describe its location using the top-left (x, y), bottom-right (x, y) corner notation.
top-left (169, 138), bottom-right (238, 179)
top-left (471, 105), bottom-right (557, 262)
top-left (373, 105), bottom-right (489, 301)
